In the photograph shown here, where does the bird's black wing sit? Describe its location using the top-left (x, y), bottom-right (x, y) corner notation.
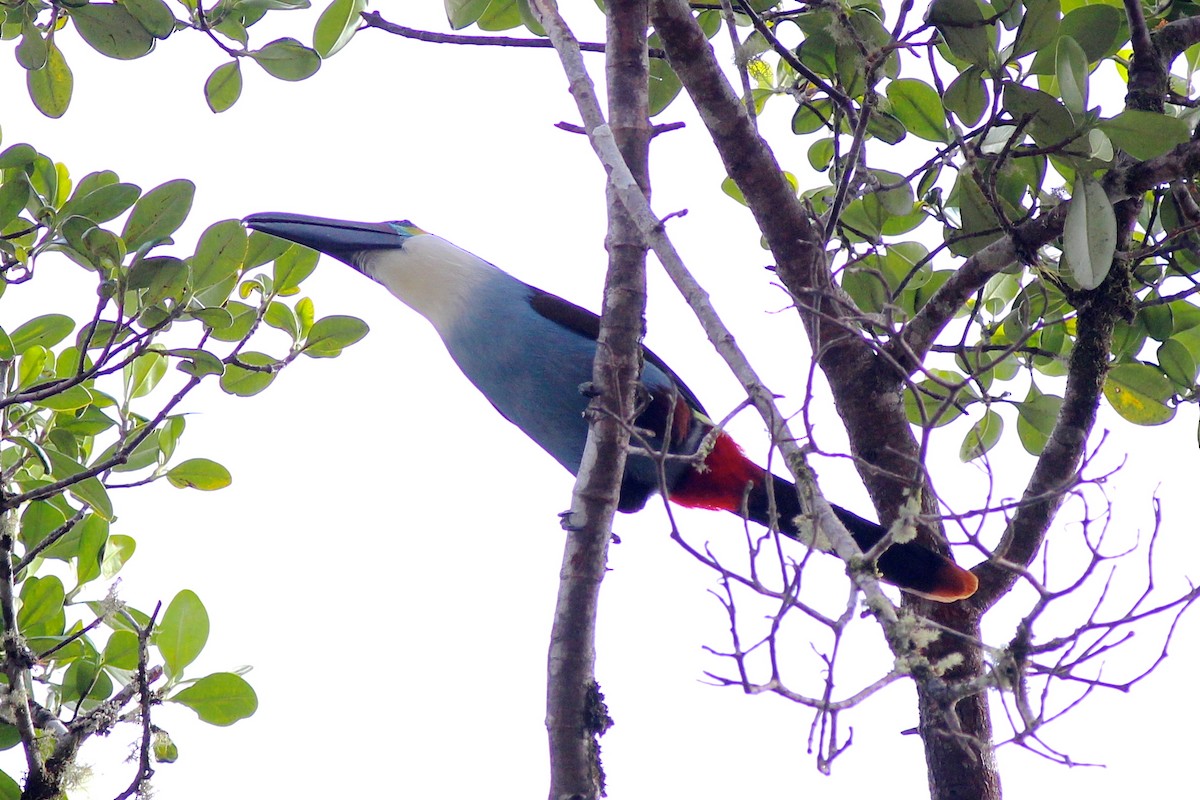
top-left (527, 286), bottom-right (709, 417)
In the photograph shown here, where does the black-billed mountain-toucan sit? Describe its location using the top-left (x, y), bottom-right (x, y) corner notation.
top-left (243, 212), bottom-right (977, 602)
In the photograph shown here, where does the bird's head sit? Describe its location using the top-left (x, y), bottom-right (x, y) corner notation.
top-left (242, 212), bottom-right (426, 271)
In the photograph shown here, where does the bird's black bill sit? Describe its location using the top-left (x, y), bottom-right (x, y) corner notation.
top-left (243, 212), bottom-right (409, 268)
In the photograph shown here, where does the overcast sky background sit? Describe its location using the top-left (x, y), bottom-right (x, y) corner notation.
top-left (1, 3), bottom-right (1198, 798)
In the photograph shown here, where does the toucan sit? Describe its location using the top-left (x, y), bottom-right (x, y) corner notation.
top-left (242, 213), bottom-right (978, 602)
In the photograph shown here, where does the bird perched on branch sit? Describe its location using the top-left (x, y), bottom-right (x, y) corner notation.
top-left (243, 212), bottom-right (977, 602)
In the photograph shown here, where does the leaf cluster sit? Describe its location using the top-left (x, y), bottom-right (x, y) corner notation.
top-left (0, 0), bottom-right (369, 116)
top-left (0, 132), bottom-right (367, 794)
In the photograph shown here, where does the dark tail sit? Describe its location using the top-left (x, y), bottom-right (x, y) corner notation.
top-left (747, 472), bottom-right (977, 602)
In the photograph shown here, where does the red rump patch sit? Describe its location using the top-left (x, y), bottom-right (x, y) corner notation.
top-left (670, 432), bottom-right (763, 511)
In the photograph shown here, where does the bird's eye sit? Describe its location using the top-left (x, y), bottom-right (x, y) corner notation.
top-left (387, 220), bottom-right (427, 237)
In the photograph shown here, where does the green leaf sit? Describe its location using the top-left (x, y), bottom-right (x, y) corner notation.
top-left (57, 406), bottom-right (117, 438)
top-left (959, 408), bottom-right (1003, 461)
top-left (446, 0), bottom-right (487, 28)
top-left (314, 0), bottom-right (366, 58)
top-left (16, 18), bottom-right (48, 71)
top-left (204, 61), bottom-right (243, 114)
top-left (926, 0), bottom-right (995, 68)
top-left (273, 245), bottom-right (319, 294)
top-left (865, 111), bottom-right (907, 145)
top-left (19, 501), bottom-right (67, 552)
top-left (171, 348), bottom-right (224, 378)
top-left (156, 589), bottom-right (209, 675)
top-left (0, 768), bottom-right (20, 800)
top-left (18, 575), bottom-right (65, 632)
top-left (10, 314), bottom-right (75, 355)
top-left (0, 144), bottom-right (38, 170)
top-left (807, 138), bottom-right (836, 172)
top-left (1055, 35), bottom-right (1088, 115)
top-left (250, 38), bottom-right (320, 81)
top-left (1016, 385), bottom-right (1062, 455)
top-left (1063, 173), bottom-right (1116, 290)
top-left (1030, 4), bottom-right (1125, 73)
top-left (33, 384), bottom-right (93, 412)
top-left (943, 67), bottom-right (987, 127)
top-left (648, 58), bottom-right (682, 117)
top-left (239, 0), bottom-right (311, 9)
top-left (73, 515), bottom-right (108, 584)
top-left (192, 219), bottom-right (247, 290)
top-left (166, 458), bottom-right (232, 490)
top-left (1104, 363), bottom-right (1176, 425)
top-left (220, 352), bottom-right (277, 396)
top-left (207, 302), bottom-right (256, 343)
top-left (304, 315), bottom-right (369, 357)
top-left (122, 179), bottom-right (195, 252)
top-left (158, 415), bottom-right (185, 462)
top-left (244, 230), bottom-right (291, 269)
top-left (721, 176), bottom-right (747, 206)
top-left (0, 175), bottom-right (32, 229)
top-left (103, 629), bottom-right (139, 669)
top-left (60, 182), bottom-right (141, 223)
top-left (886, 79), bottom-right (949, 143)
top-left (71, 3), bottom-right (155, 60)
top-left (1098, 110), bottom-right (1191, 161)
top-left (264, 301), bottom-right (299, 339)
top-left (170, 672), bottom-right (257, 726)
top-left (62, 659), bottom-right (113, 702)
top-left (27, 39), bottom-right (73, 119)
top-left (101, 534), bottom-right (136, 578)
top-left (1011, 0), bottom-right (1060, 60)
top-left (123, 352), bottom-right (168, 399)
top-left (17, 346), bottom-right (49, 390)
top-left (1157, 338), bottom-right (1198, 388)
top-left (903, 369), bottom-right (975, 427)
top-left (122, 0), bottom-right (177, 38)
top-left (1002, 83), bottom-right (1077, 150)
top-left (188, 308), bottom-right (234, 331)
top-left (45, 449), bottom-right (113, 520)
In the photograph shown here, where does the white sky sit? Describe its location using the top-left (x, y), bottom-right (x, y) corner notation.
top-left (1, 3), bottom-right (1198, 798)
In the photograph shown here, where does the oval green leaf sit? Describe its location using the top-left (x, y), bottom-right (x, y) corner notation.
top-left (959, 408), bottom-right (1003, 462)
top-left (192, 219), bottom-right (247, 289)
top-left (72, 3), bottom-right (155, 60)
top-left (122, 179), bottom-right (195, 252)
top-left (304, 314), bottom-right (369, 357)
top-left (166, 458), bottom-right (232, 491)
top-left (1098, 110), bottom-right (1191, 161)
top-left (220, 351), bottom-right (277, 396)
top-left (250, 38), bottom-right (320, 81)
top-left (123, 0), bottom-right (177, 38)
top-left (103, 629), bottom-right (140, 670)
top-left (1063, 173), bottom-right (1115, 290)
top-left (170, 672), bottom-right (258, 726)
top-left (1016, 385), bottom-right (1063, 455)
top-left (27, 39), bottom-right (73, 119)
top-left (18, 575), bottom-right (65, 632)
top-left (156, 589), bottom-right (209, 675)
top-left (101, 534), bottom-right (136, 578)
top-left (273, 244), bottom-right (319, 294)
top-left (46, 449), bottom-right (113, 520)
top-left (1055, 35), bottom-right (1088, 115)
top-left (204, 61), bottom-right (242, 114)
top-left (314, 0), bottom-right (366, 58)
top-left (10, 314), bottom-right (75, 355)
top-left (1104, 363), bottom-right (1176, 425)
top-left (886, 79), bottom-right (949, 143)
